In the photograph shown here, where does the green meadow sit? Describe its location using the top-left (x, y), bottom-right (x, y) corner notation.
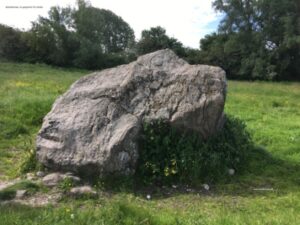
top-left (0, 62), bottom-right (300, 224)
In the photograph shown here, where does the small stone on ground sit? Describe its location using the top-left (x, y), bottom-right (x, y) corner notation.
top-left (70, 186), bottom-right (97, 196)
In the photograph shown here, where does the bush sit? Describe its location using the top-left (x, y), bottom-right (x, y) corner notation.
top-left (137, 115), bottom-right (253, 185)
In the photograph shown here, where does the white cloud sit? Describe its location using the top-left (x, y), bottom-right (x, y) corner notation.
top-left (0, 0), bottom-right (220, 48)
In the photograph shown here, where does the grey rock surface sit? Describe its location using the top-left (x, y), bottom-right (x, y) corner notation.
top-left (26, 173), bottom-right (36, 181)
top-left (0, 179), bottom-right (19, 191)
top-left (36, 171), bottom-right (46, 178)
top-left (36, 49), bottom-right (226, 176)
top-left (42, 173), bottom-right (64, 187)
top-left (42, 172), bottom-right (80, 187)
top-left (70, 186), bottom-right (97, 197)
top-left (15, 190), bottom-right (27, 199)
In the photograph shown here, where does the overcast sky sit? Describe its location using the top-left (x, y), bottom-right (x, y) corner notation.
top-left (0, 0), bottom-right (221, 48)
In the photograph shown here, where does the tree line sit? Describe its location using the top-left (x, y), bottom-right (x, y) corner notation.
top-left (0, 0), bottom-right (299, 80)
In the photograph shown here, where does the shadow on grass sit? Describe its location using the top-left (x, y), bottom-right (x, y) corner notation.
top-left (216, 145), bottom-right (299, 196)
top-left (92, 146), bottom-right (300, 199)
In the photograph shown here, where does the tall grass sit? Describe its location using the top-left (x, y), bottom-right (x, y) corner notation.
top-left (0, 62), bottom-right (86, 178)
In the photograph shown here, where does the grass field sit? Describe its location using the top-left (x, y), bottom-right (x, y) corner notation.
top-left (0, 62), bottom-right (300, 224)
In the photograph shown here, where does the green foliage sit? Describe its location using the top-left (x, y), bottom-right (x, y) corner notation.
top-left (58, 177), bottom-right (75, 192)
top-left (198, 0), bottom-right (300, 81)
top-left (20, 150), bottom-right (37, 174)
top-left (182, 48), bottom-right (202, 65)
top-left (137, 116), bottom-right (253, 185)
top-left (24, 6), bottom-right (77, 66)
top-left (74, 4), bottom-right (135, 53)
top-left (0, 181), bottom-right (40, 200)
top-left (1, 0), bottom-right (299, 81)
top-left (0, 24), bottom-right (28, 61)
top-left (136, 26), bottom-right (186, 57)
top-left (71, 3), bottom-right (135, 69)
top-left (1, 1), bottom-right (135, 70)
top-left (18, 138), bottom-right (43, 174)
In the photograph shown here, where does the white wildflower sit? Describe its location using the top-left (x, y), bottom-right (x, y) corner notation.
top-left (228, 168), bottom-right (235, 176)
top-left (146, 194), bottom-right (151, 200)
top-left (203, 184), bottom-right (210, 191)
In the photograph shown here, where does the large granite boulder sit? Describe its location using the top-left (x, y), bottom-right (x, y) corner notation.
top-left (36, 49), bottom-right (226, 176)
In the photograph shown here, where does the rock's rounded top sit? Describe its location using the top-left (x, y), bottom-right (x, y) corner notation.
top-left (36, 49), bottom-right (226, 176)
top-left (136, 49), bottom-right (186, 70)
